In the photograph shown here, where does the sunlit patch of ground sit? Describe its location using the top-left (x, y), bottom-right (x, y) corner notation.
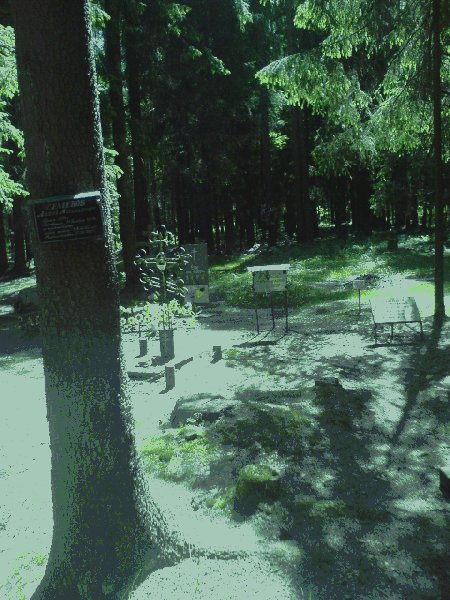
top-left (1, 271), bottom-right (448, 600)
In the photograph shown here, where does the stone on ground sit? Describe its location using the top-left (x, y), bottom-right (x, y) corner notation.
top-left (170, 393), bottom-right (237, 426)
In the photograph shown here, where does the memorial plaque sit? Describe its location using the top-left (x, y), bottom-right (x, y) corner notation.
top-left (185, 285), bottom-right (210, 304)
top-left (249, 265), bottom-right (289, 293)
top-left (183, 243), bottom-right (209, 303)
top-left (353, 279), bottom-right (369, 290)
top-left (32, 191), bottom-right (104, 243)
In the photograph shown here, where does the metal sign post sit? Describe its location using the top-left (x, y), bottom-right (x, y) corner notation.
top-left (247, 264), bottom-right (290, 333)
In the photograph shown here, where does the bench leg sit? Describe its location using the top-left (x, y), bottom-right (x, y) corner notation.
top-left (270, 292), bottom-right (275, 330)
top-left (390, 324), bottom-right (394, 342)
top-left (419, 321), bottom-right (424, 340)
top-left (284, 290), bottom-right (288, 333)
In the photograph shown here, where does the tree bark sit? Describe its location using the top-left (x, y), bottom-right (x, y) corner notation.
top-left (292, 108), bottom-right (316, 242)
top-left (104, 0), bottom-right (136, 287)
top-left (351, 169), bottom-right (374, 236)
top-left (432, 0), bottom-right (445, 319)
top-left (0, 202), bottom-right (8, 274)
top-left (259, 87), bottom-right (272, 244)
top-left (12, 195), bottom-right (28, 275)
top-left (14, 2), bottom-right (172, 598)
top-left (123, 0), bottom-right (150, 242)
top-left (332, 176), bottom-right (348, 227)
top-left (223, 193), bottom-right (235, 255)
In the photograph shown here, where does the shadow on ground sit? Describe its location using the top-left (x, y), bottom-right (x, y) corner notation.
top-left (0, 314), bottom-right (42, 358)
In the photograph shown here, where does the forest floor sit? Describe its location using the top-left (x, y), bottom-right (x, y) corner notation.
top-left (0, 273), bottom-right (449, 599)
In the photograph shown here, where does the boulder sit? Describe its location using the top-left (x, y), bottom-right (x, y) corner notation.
top-left (234, 464), bottom-right (281, 516)
top-left (170, 393), bottom-right (236, 427)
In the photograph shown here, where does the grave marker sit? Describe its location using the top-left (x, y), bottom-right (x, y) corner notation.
top-left (31, 191), bottom-right (104, 243)
top-left (183, 243), bottom-right (209, 304)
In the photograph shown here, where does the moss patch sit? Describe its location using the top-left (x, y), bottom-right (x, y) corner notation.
top-left (141, 428), bottom-right (220, 483)
top-left (205, 486), bottom-right (236, 511)
top-left (234, 464), bottom-right (281, 515)
top-left (212, 403), bottom-right (312, 455)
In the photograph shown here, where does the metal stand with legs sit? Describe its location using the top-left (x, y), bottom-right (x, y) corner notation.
top-left (249, 265), bottom-right (290, 334)
top-left (253, 288), bottom-right (288, 334)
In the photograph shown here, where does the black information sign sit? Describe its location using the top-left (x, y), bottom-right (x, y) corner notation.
top-left (32, 191), bottom-right (104, 243)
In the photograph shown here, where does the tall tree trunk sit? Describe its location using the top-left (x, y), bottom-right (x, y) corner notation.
top-left (332, 176), bottom-right (348, 227)
top-left (244, 172), bottom-right (256, 247)
top-left (432, 0), bottom-right (445, 319)
top-left (0, 202), bottom-right (8, 274)
top-left (149, 156), bottom-right (161, 231)
top-left (259, 87), bottom-right (272, 245)
top-left (12, 196), bottom-right (28, 275)
top-left (213, 202), bottom-right (221, 255)
top-left (14, 2), bottom-right (174, 597)
top-left (292, 108), bottom-right (315, 242)
top-left (351, 169), bottom-right (374, 236)
top-left (104, 0), bottom-right (136, 287)
top-left (223, 193), bottom-right (235, 255)
top-left (174, 169), bottom-right (188, 243)
top-left (123, 0), bottom-right (150, 242)
top-left (199, 144), bottom-right (214, 252)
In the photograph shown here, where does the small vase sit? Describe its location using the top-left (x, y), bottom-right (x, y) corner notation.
top-left (159, 328), bottom-right (174, 362)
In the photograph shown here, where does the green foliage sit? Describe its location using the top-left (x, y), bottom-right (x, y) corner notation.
top-left (120, 298), bottom-right (197, 333)
top-left (210, 235), bottom-right (450, 309)
top-left (205, 486), bottom-right (236, 510)
top-left (167, 3), bottom-right (192, 36)
top-left (233, 0), bottom-right (253, 31)
top-left (141, 428), bottom-right (220, 483)
top-left (0, 26), bottom-right (19, 99)
top-left (103, 146), bottom-right (123, 257)
top-left (0, 25), bottom-right (27, 209)
top-left (254, 0), bottom-right (449, 202)
top-left (258, 53), bottom-right (369, 127)
top-left (90, 2), bottom-right (111, 29)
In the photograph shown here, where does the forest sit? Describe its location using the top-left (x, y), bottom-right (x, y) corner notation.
top-left (0, 1), bottom-right (449, 600)
top-left (0, 1), bottom-right (448, 291)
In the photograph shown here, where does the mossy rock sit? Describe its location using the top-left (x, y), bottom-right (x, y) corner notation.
top-left (213, 403), bottom-right (311, 455)
top-left (234, 464), bottom-right (281, 516)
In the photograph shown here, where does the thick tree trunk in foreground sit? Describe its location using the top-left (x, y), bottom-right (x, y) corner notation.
top-left (432, 0), bottom-right (445, 319)
top-left (104, 0), bottom-right (137, 287)
top-left (14, 2), bottom-right (171, 598)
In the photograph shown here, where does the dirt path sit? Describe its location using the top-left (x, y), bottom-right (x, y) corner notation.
top-left (0, 276), bottom-right (449, 599)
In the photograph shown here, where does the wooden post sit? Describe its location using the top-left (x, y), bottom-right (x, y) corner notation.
top-left (165, 366), bottom-right (175, 390)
